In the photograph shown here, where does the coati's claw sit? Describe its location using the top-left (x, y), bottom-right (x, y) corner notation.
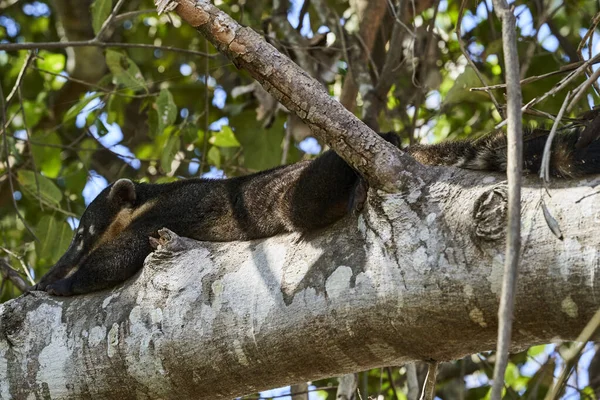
top-left (149, 236), bottom-right (161, 249)
top-left (157, 228), bottom-right (175, 242)
top-left (46, 281), bottom-right (72, 296)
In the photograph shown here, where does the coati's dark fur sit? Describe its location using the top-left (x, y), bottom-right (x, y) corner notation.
top-left (32, 128), bottom-right (600, 296)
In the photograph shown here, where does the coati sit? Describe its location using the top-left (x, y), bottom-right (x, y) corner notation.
top-left (31, 128), bottom-right (600, 296)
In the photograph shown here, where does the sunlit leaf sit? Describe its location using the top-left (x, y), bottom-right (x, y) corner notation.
top-left (63, 93), bottom-right (103, 123)
top-left (30, 131), bottom-right (62, 178)
top-left (156, 89), bottom-right (177, 134)
top-left (207, 146), bottom-right (220, 169)
top-left (161, 135), bottom-right (180, 173)
top-left (36, 51), bottom-right (66, 75)
top-left (209, 125), bottom-right (240, 148)
top-left (444, 66), bottom-right (491, 104)
top-left (105, 50), bottom-right (147, 92)
top-left (91, 0), bottom-right (112, 36)
top-left (17, 170), bottom-right (63, 206)
top-left (34, 216), bottom-right (72, 266)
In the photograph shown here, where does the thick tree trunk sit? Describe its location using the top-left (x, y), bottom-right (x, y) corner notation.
top-left (1, 169), bottom-right (599, 399)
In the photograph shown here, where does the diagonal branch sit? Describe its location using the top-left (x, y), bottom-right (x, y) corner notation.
top-left (158, 0), bottom-right (426, 192)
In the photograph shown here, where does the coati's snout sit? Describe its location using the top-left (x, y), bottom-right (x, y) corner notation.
top-left (31, 179), bottom-right (141, 295)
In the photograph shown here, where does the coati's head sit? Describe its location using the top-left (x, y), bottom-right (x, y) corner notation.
top-left (36, 179), bottom-right (139, 287)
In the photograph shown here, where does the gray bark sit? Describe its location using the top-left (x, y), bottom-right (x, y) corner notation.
top-left (1, 169), bottom-right (599, 399)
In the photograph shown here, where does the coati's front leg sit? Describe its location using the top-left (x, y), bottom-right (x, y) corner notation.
top-left (45, 230), bottom-right (152, 296)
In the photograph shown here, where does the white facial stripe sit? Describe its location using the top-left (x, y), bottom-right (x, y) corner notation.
top-left (76, 241), bottom-right (84, 252)
top-left (78, 227), bottom-right (85, 235)
top-left (89, 225), bottom-right (95, 235)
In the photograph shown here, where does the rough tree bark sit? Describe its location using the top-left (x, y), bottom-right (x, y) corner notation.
top-left (1, 170), bottom-right (599, 399)
top-left (1, 1), bottom-right (599, 399)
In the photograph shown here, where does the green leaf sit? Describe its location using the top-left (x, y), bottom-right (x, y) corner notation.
top-left (182, 125), bottom-right (203, 145)
top-left (17, 170), bottom-right (63, 206)
top-left (105, 50), bottom-right (147, 92)
top-left (156, 89), bottom-right (177, 134)
top-left (209, 125), bottom-right (240, 148)
top-left (63, 93), bottom-right (103, 123)
top-left (444, 66), bottom-right (490, 105)
top-left (527, 344), bottom-right (548, 358)
top-left (36, 51), bottom-right (66, 75)
top-left (207, 146), bottom-right (220, 169)
top-left (21, 101), bottom-right (45, 128)
top-left (30, 131), bottom-right (62, 178)
top-left (230, 110), bottom-right (293, 170)
top-left (161, 135), bottom-right (180, 173)
top-left (91, 0), bottom-right (112, 36)
top-left (34, 216), bottom-right (72, 265)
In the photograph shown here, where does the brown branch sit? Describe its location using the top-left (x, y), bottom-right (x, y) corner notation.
top-left (419, 362), bottom-right (438, 400)
top-left (0, 258), bottom-right (29, 293)
top-left (545, 308), bottom-right (600, 400)
top-left (490, 2), bottom-right (523, 400)
top-left (160, 0), bottom-right (425, 192)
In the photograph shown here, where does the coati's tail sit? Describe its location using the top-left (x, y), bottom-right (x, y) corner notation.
top-left (406, 127), bottom-right (600, 178)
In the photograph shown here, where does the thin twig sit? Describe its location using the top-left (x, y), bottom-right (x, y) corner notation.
top-left (385, 367), bottom-right (399, 400)
top-left (0, 247), bottom-right (34, 285)
top-left (113, 9), bottom-right (157, 24)
top-left (32, 67), bottom-right (157, 98)
top-left (540, 91), bottom-right (570, 182)
top-left (0, 55), bottom-right (39, 241)
top-left (544, 307), bottom-right (600, 400)
top-left (18, 87), bottom-right (42, 210)
top-left (95, 0), bottom-right (127, 40)
top-left (419, 361), bottom-right (439, 400)
top-left (577, 11), bottom-right (600, 95)
top-left (0, 40), bottom-right (217, 58)
top-left (567, 67), bottom-right (600, 112)
top-left (523, 51), bottom-right (600, 112)
top-left (0, 258), bottom-right (29, 292)
top-left (495, 97), bottom-right (536, 129)
top-left (490, 2), bottom-right (522, 400)
top-left (456, 0), bottom-right (504, 118)
top-left (470, 58), bottom-right (600, 92)
top-left (5, 51), bottom-right (36, 104)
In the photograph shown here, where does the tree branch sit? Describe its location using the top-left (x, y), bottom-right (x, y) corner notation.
top-left (159, 0), bottom-right (424, 192)
top-left (490, 2), bottom-right (523, 399)
top-left (2, 170), bottom-right (599, 398)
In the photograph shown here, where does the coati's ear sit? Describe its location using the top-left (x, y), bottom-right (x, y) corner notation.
top-left (108, 179), bottom-right (136, 207)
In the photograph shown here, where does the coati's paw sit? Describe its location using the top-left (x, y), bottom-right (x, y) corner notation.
top-left (156, 228), bottom-right (189, 252)
top-left (45, 280), bottom-right (73, 296)
top-left (28, 281), bottom-right (48, 292)
top-left (149, 228), bottom-right (176, 250)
